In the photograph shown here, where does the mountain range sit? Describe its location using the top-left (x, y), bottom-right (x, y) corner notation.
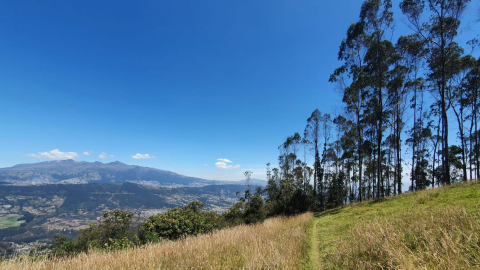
top-left (0, 160), bottom-right (266, 187)
top-left (0, 160), bottom-right (266, 252)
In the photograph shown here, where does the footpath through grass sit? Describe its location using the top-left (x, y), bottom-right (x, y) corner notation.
top-left (310, 181), bottom-right (480, 269)
top-left (304, 219), bottom-right (322, 270)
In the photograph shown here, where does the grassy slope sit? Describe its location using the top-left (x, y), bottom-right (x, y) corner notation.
top-left (310, 181), bottom-right (480, 269)
top-left (1, 213), bottom-right (313, 270)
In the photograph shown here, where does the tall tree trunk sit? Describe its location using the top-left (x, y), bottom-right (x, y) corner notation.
top-left (357, 112), bottom-right (363, 201)
top-left (377, 96), bottom-right (383, 198)
top-left (440, 7), bottom-right (451, 185)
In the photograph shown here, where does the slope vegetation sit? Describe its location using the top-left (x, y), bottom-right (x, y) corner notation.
top-left (309, 181), bottom-right (480, 269)
top-left (1, 213), bottom-right (312, 270)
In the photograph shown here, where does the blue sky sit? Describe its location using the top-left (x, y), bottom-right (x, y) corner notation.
top-left (1, 1), bottom-right (478, 181)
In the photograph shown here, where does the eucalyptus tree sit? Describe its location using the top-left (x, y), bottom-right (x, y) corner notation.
top-left (397, 34), bottom-right (428, 191)
top-left (330, 20), bottom-right (369, 201)
top-left (463, 55), bottom-right (480, 179)
top-left (461, 39), bottom-right (480, 179)
top-left (360, 0), bottom-right (396, 198)
top-left (387, 48), bottom-right (409, 195)
top-left (244, 171), bottom-right (253, 202)
top-left (332, 0), bottom-right (396, 199)
top-left (428, 103), bottom-right (443, 186)
top-left (318, 113), bottom-right (332, 209)
top-left (290, 132), bottom-right (302, 177)
top-left (305, 109), bottom-right (322, 197)
top-left (400, 0), bottom-right (472, 184)
top-left (334, 114), bottom-right (357, 200)
top-left (448, 52), bottom-right (474, 181)
top-left (301, 137), bottom-right (311, 192)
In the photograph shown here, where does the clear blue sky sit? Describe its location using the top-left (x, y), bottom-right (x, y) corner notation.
top-left (0, 1), bottom-right (478, 181)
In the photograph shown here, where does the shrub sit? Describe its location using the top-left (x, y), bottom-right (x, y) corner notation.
top-left (243, 195), bottom-right (266, 224)
top-left (50, 210), bottom-right (138, 256)
top-left (223, 194), bottom-right (267, 225)
top-left (139, 201), bottom-right (221, 243)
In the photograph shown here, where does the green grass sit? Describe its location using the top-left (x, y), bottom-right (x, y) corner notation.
top-left (0, 214), bottom-right (24, 229)
top-left (310, 181), bottom-right (480, 269)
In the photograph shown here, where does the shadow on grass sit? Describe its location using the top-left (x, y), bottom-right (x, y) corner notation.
top-left (368, 197), bottom-right (387, 205)
top-left (314, 197), bottom-right (390, 218)
top-left (314, 208), bottom-right (341, 218)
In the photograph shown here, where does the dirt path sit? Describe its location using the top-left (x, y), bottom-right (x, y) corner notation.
top-left (307, 218), bottom-right (322, 269)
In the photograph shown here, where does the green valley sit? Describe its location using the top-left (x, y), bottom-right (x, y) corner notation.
top-left (0, 215), bottom-right (24, 230)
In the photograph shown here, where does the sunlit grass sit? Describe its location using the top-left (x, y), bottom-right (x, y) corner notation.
top-left (0, 213), bottom-right (312, 270)
top-left (313, 181), bottom-right (480, 269)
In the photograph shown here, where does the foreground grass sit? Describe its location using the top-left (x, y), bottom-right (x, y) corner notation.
top-left (1, 213), bottom-right (312, 270)
top-left (313, 181), bottom-right (480, 269)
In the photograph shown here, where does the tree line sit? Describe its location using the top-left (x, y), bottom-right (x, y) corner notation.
top-left (264, 0), bottom-right (479, 213)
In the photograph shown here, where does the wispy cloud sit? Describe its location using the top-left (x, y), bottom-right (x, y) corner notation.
top-left (204, 164), bottom-right (208, 166)
top-left (83, 150), bottom-right (93, 156)
top-left (215, 158), bottom-right (241, 169)
top-left (99, 152), bottom-right (114, 159)
top-left (27, 149), bottom-right (79, 160)
top-left (132, 153), bottom-right (156, 159)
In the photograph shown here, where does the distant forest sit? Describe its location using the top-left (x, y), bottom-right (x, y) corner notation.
top-left (264, 0), bottom-right (479, 212)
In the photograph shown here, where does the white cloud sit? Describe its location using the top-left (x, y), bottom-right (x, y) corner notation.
top-left (204, 164), bottom-right (208, 166)
top-left (215, 158), bottom-right (241, 169)
top-left (27, 149), bottom-right (79, 160)
top-left (99, 152), bottom-right (114, 159)
top-left (132, 153), bottom-right (156, 159)
top-left (83, 150), bottom-right (93, 156)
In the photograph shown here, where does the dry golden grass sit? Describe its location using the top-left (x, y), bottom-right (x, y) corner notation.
top-left (1, 213), bottom-right (312, 270)
top-left (326, 207), bottom-right (480, 269)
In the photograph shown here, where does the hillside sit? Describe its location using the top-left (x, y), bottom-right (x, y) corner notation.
top-left (1, 181), bottom-right (478, 269)
top-left (307, 181), bottom-right (480, 269)
top-left (0, 214), bottom-right (312, 270)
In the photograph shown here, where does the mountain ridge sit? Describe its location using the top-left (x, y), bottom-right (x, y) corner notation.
top-left (0, 160), bottom-right (266, 187)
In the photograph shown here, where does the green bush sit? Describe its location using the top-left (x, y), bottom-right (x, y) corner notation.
top-left (50, 210), bottom-right (138, 256)
top-left (139, 201), bottom-right (221, 243)
top-left (244, 195), bottom-right (266, 224)
top-left (223, 192), bottom-right (267, 226)
top-left (222, 201), bottom-right (245, 226)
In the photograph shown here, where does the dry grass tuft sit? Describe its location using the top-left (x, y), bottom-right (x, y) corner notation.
top-left (325, 206), bottom-right (480, 270)
top-left (0, 213), bottom-right (312, 270)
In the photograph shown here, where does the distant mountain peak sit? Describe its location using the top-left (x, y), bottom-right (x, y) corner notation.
top-left (56, 159), bottom-right (77, 163)
top-left (0, 160), bottom-right (266, 187)
top-left (0, 160), bottom-right (220, 187)
top-left (108, 161), bottom-right (125, 165)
